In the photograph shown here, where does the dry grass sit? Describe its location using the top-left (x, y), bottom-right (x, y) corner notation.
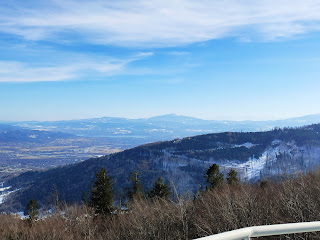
top-left (2, 172), bottom-right (320, 239)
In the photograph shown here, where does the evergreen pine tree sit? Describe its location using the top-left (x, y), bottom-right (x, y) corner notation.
top-left (205, 163), bottom-right (224, 190)
top-left (148, 177), bottom-right (171, 199)
top-left (25, 199), bottom-right (39, 226)
top-left (226, 169), bottom-right (240, 184)
top-left (127, 170), bottom-right (144, 200)
top-left (260, 180), bottom-right (269, 188)
top-left (88, 167), bottom-right (114, 215)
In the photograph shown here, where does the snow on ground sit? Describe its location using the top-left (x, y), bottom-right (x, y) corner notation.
top-left (219, 140), bottom-right (320, 180)
top-left (234, 142), bottom-right (257, 149)
top-left (15, 212), bottom-right (28, 219)
top-left (0, 186), bottom-right (11, 192)
top-left (220, 145), bottom-right (281, 180)
top-left (220, 154), bottom-right (267, 180)
top-left (161, 139), bottom-right (320, 181)
top-left (272, 139), bottom-right (281, 145)
top-left (236, 155), bottom-right (267, 180)
top-left (0, 185), bottom-right (20, 204)
top-left (0, 185), bottom-right (10, 204)
top-left (162, 160), bottom-right (188, 169)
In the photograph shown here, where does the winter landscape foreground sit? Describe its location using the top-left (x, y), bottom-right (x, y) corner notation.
top-left (1, 169), bottom-right (320, 239)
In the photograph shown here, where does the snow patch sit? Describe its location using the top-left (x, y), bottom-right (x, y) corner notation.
top-left (220, 156), bottom-right (265, 181)
top-left (112, 130), bottom-right (132, 134)
top-left (0, 186), bottom-right (11, 192)
top-left (185, 129), bottom-right (213, 132)
top-left (237, 155), bottom-right (267, 180)
top-left (0, 186), bottom-right (12, 204)
top-left (272, 139), bottom-right (281, 145)
top-left (0, 185), bottom-right (20, 204)
top-left (220, 145), bottom-right (281, 181)
top-left (234, 142), bottom-right (257, 149)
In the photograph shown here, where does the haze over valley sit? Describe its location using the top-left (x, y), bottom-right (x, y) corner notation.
top-left (1, 113), bottom-right (320, 180)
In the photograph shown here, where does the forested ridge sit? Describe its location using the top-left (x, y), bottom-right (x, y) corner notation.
top-left (2, 124), bottom-right (320, 212)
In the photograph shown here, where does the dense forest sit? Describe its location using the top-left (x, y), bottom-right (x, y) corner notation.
top-left (2, 124), bottom-right (320, 212)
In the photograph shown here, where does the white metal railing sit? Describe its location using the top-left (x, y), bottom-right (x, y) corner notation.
top-left (195, 221), bottom-right (320, 240)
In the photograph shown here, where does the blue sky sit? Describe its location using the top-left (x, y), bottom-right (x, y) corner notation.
top-left (1, 0), bottom-right (320, 121)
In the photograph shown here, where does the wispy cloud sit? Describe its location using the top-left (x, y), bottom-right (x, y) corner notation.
top-left (1, 0), bottom-right (320, 47)
top-left (0, 52), bottom-right (153, 82)
top-left (0, 61), bottom-right (74, 82)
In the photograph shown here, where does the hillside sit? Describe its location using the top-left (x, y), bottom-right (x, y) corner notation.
top-left (2, 114), bottom-right (319, 176)
top-left (2, 124), bottom-right (320, 211)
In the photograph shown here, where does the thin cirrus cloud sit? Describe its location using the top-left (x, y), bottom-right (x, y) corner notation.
top-left (0, 52), bottom-right (153, 82)
top-left (1, 0), bottom-right (320, 47)
top-left (0, 61), bottom-right (76, 82)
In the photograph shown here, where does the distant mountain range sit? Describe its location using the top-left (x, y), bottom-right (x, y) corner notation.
top-left (1, 113), bottom-right (319, 174)
top-left (2, 123), bottom-right (320, 212)
top-left (9, 113), bottom-right (320, 149)
top-left (0, 124), bottom-right (75, 143)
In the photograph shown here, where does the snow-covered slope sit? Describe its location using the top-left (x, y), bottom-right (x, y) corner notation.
top-left (3, 124), bottom-right (320, 212)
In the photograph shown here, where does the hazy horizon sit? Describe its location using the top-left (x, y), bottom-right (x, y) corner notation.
top-left (1, 112), bottom-right (320, 123)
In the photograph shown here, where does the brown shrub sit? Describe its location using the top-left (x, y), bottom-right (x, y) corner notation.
top-left (2, 172), bottom-right (320, 239)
